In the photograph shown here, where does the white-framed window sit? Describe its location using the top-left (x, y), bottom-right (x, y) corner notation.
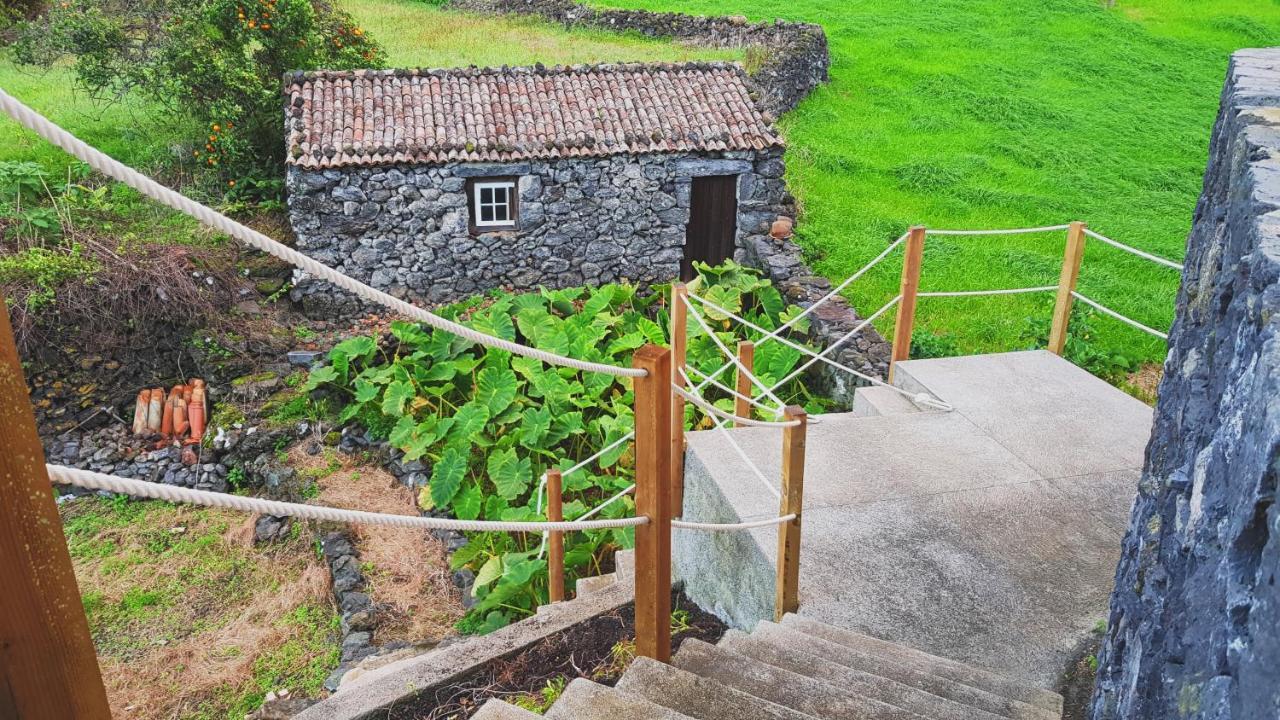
top-left (471, 179), bottom-right (517, 229)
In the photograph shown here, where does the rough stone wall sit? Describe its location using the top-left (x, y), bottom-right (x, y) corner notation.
top-left (287, 150), bottom-right (788, 315)
top-left (1090, 48), bottom-right (1280, 720)
top-left (448, 0), bottom-right (828, 117)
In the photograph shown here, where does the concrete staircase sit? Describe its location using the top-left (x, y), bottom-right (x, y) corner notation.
top-left (471, 612), bottom-right (1064, 719)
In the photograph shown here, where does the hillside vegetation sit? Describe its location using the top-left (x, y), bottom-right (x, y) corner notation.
top-left (588, 0), bottom-right (1280, 367)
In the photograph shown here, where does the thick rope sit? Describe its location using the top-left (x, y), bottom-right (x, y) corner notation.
top-left (672, 384), bottom-right (802, 428)
top-left (48, 465), bottom-right (649, 531)
top-left (682, 365), bottom-right (784, 416)
top-left (918, 286), bottom-right (1058, 298)
top-left (681, 294), bottom-right (787, 410)
top-left (573, 484), bottom-right (636, 523)
top-left (0, 89), bottom-right (644, 379)
top-left (1070, 292), bottom-right (1170, 340)
top-left (672, 514), bottom-right (795, 531)
top-left (1083, 229), bottom-right (1184, 271)
top-left (926, 225), bottom-right (1072, 236)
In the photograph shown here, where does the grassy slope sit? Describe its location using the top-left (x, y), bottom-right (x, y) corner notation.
top-left (589, 0), bottom-right (1280, 363)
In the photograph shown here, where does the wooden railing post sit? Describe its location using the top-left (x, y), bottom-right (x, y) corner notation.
top-left (775, 405), bottom-right (807, 621)
top-left (889, 225), bottom-right (926, 380)
top-left (1049, 221), bottom-right (1088, 355)
top-left (734, 340), bottom-right (755, 425)
top-left (546, 469), bottom-right (565, 603)
top-left (633, 344), bottom-right (673, 662)
top-left (669, 283), bottom-right (688, 519)
top-left (0, 310), bottom-right (112, 719)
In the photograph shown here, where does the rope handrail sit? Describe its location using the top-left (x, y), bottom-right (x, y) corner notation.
top-left (925, 225), bottom-right (1073, 236)
top-left (48, 465), bottom-right (649, 532)
top-left (672, 383), bottom-right (802, 428)
top-left (1083, 228), bottom-right (1184, 271)
top-left (0, 89), bottom-right (645, 380)
top-left (673, 514), bottom-right (795, 531)
top-left (685, 290), bottom-right (949, 412)
top-left (682, 364), bottom-right (785, 416)
top-left (681, 293), bottom-right (787, 410)
top-left (572, 483), bottom-right (636, 524)
top-left (918, 286), bottom-right (1058, 298)
top-left (1070, 292), bottom-right (1170, 340)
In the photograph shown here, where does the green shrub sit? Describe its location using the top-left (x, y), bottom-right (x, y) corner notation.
top-left (0, 244), bottom-right (98, 311)
top-left (15, 0), bottom-right (386, 179)
top-left (306, 264), bottom-right (816, 632)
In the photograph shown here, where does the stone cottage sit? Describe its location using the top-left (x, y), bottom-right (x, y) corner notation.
top-left (283, 62), bottom-right (794, 315)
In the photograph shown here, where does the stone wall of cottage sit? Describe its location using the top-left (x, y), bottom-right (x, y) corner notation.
top-left (286, 149), bottom-right (789, 314)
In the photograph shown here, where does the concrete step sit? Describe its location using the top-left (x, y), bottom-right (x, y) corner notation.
top-left (575, 572), bottom-right (617, 597)
top-left (616, 548), bottom-right (635, 581)
top-left (851, 385), bottom-right (926, 417)
top-left (722, 628), bottom-right (1006, 720)
top-left (751, 621), bottom-right (1057, 720)
top-left (545, 678), bottom-right (694, 720)
top-left (472, 699), bottom-right (544, 719)
top-left (672, 638), bottom-right (920, 720)
top-left (780, 615), bottom-right (1063, 715)
top-left (616, 656), bottom-right (820, 720)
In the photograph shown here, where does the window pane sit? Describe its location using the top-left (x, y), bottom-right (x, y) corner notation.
top-left (493, 203), bottom-right (508, 221)
top-left (480, 187), bottom-right (493, 204)
top-left (480, 204), bottom-right (495, 222)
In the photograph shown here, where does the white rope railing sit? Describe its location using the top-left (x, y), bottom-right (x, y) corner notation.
top-left (672, 384), bottom-right (802, 429)
top-left (682, 365), bottom-right (784, 416)
top-left (673, 368), bottom-right (782, 500)
top-left (686, 291), bottom-right (949, 412)
top-left (1083, 229), bottom-right (1184, 271)
top-left (48, 465), bottom-right (649, 532)
top-left (918, 286), bottom-right (1058, 298)
top-left (0, 89), bottom-right (645, 380)
top-left (681, 294), bottom-right (787, 410)
top-left (673, 514), bottom-right (795, 531)
top-left (1071, 292), bottom-right (1170, 340)
top-left (926, 225), bottom-right (1072, 236)
top-left (534, 431), bottom-right (636, 556)
top-left (572, 483), bottom-right (637, 523)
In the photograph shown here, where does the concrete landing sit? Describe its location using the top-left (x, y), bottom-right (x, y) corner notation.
top-left (675, 350), bottom-right (1152, 688)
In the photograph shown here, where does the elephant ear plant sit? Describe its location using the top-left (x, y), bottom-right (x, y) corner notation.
top-left (305, 264), bottom-right (824, 633)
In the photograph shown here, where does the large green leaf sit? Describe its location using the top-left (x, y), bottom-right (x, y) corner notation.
top-left (700, 284), bottom-right (742, 321)
top-left (453, 482), bottom-right (484, 520)
top-left (445, 402), bottom-right (490, 446)
top-left (518, 406), bottom-right (552, 449)
top-left (430, 446), bottom-right (467, 507)
top-left (381, 379), bottom-right (416, 416)
top-left (487, 448), bottom-right (532, 500)
top-left (473, 554), bottom-right (503, 593)
top-left (475, 366), bottom-right (518, 415)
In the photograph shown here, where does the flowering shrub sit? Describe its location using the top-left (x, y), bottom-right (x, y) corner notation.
top-left (15, 0), bottom-right (386, 179)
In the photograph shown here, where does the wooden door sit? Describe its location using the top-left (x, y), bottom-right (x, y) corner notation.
top-left (682, 175), bottom-right (738, 280)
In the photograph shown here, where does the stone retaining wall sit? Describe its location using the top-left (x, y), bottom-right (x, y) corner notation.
top-left (447, 0), bottom-right (829, 117)
top-left (1090, 48), bottom-right (1280, 719)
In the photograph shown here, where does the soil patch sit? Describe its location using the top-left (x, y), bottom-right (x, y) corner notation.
top-left (1057, 634), bottom-right (1103, 720)
top-left (294, 445), bottom-right (464, 645)
top-left (387, 590), bottom-right (727, 719)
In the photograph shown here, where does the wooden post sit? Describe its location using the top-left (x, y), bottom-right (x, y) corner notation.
top-left (775, 405), bottom-right (807, 621)
top-left (889, 226), bottom-right (926, 379)
top-left (0, 310), bottom-right (112, 719)
top-left (633, 344), bottom-right (673, 662)
top-left (1048, 221), bottom-right (1088, 355)
top-left (669, 283), bottom-right (688, 519)
top-left (546, 470), bottom-right (565, 603)
top-left (734, 340), bottom-right (755, 425)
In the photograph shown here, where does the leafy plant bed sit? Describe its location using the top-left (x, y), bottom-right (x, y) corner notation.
top-left (386, 589), bottom-right (727, 719)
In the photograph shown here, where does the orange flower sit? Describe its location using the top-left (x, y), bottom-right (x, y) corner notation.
top-left (228, 179), bottom-right (237, 187)
top-left (261, 22), bottom-right (270, 29)
top-left (212, 124), bottom-right (221, 132)
top-left (209, 134), bottom-right (217, 142)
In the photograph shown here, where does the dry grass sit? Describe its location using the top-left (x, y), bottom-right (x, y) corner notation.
top-left (1123, 362), bottom-right (1163, 405)
top-left (291, 446), bottom-right (464, 645)
top-left (60, 497), bottom-right (338, 720)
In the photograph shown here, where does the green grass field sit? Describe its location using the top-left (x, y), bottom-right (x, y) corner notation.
top-left (589, 0), bottom-right (1280, 365)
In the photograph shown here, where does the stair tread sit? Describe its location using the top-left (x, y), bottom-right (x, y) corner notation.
top-left (545, 678), bottom-right (694, 720)
top-left (722, 629), bottom-right (1008, 720)
top-left (852, 385), bottom-right (925, 417)
top-left (673, 638), bottom-right (920, 720)
top-left (472, 699), bottom-right (544, 719)
top-left (617, 656), bottom-right (821, 720)
top-left (780, 615), bottom-right (1063, 715)
top-left (754, 621), bottom-right (1056, 720)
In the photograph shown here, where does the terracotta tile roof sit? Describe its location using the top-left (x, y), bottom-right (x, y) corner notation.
top-left (283, 62), bottom-right (783, 169)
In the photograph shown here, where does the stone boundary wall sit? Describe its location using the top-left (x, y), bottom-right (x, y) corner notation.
top-left (447, 0), bottom-right (829, 117)
top-left (1090, 48), bottom-right (1280, 720)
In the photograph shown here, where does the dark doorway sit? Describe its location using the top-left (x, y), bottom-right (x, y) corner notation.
top-left (682, 175), bottom-right (738, 281)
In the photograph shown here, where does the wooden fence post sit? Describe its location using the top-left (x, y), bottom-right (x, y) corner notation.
top-left (633, 344), bottom-right (673, 662)
top-left (546, 470), bottom-right (565, 603)
top-left (734, 341), bottom-right (755, 425)
top-left (890, 226), bottom-right (926, 380)
top-left (775, 405), bottom-right (808, 621)
top-left (1048, 221), bottom-right (1088, 355)
top-left (669, 283), bottom-right (688, 519)
top-left (0, 310), bottom-right (112, 719)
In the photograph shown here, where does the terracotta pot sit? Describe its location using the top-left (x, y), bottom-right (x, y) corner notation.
top-left (188, 386), bottom-right (206, 443)
top-left (174, 398), bottom-right (189, 437)
top-left (132, 391), bottom-right (149, 435)
top-left (770, 216), bottom-right (794, 240)
top-left (146, 388), bottom-right (164, 432)
top-left (160, 394), bottom-right (174, 437)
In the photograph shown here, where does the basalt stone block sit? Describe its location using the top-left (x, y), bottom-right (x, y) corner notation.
top-left (453, 162), bottom-right (532, 178)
